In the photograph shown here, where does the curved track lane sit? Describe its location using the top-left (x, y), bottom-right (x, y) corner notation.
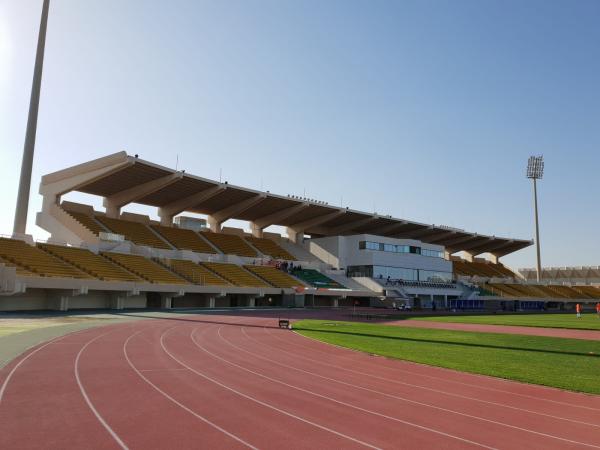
top-left (1, 313), bottom-right (599, 449)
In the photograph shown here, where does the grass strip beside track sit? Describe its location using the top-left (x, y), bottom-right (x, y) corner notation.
top-left (294, 320), bottom-right (600, 395)
top-left (409, 313), bottom-right (600, 331)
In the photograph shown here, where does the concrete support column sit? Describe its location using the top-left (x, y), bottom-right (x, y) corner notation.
top-left (206, 216), bottom-right (222, 233)
top-left (160, 295), bottom-right (172, 309)
top-left (444, 295), bottom-right (448, 308)
top-left (333, 298), bottom-right (339, 308)
top-left (105, 202), bottom-right (120, 219)
top-left (209, 297), bottom-right (216, 308)
top-left (158, 210), bottom-right (174, 227)
top-left (110, 294), bottom-right (124, 310)
top-left (248, 296), bottom-right (256, 307)
top-left (444, 250), bottom-right (452, 260)
top-left (250, 223), bottom-right (263, 238)
top-left (286, 227), bottom-right (304, 245)
top-left (463, 252), bottom-right (475, 262)
top-left (489, 254), bottom-right (499, 264)
top-left (53, 296), bottom-right (69, 311)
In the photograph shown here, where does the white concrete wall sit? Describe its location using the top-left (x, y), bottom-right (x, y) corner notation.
top-left (310, 234), bottom-right (452, 273)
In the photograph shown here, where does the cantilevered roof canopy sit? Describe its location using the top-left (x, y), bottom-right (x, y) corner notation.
top-left (40, 152), bottom-right (532, 257)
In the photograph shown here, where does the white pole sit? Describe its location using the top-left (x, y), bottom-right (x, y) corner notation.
top-left (13, 0), bottom-right (50, 236)
top-left (532, 177), bottom-right (542, 282)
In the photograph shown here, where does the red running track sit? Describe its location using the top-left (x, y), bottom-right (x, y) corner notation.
top-left (1, 311), bottom-right (600, 449)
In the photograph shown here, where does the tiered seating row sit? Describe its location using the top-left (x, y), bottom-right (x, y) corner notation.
top-left (68, 211), bottom-right (108, 235)
top-left (244, 237), bottom-right (295, 260)
top-left (102, 252), bottom-right (186, 284)
top-left (0, 255), bottom-right (35, 276)
top-left (39, 244), bottom-right (141, 282)
top-left (201, 232), bottom-right (257, 258)
top-left (0, 238), bottom-right (323, 289)
top-left (484, 283), bottom-right (598, 299)
top-left (64, 206), bottom-right (302, 260)
top-left (201, 262), bottom-right (268, 287)
top-left (95, 216), bottom-right (172, 249)
top-left (454, 260), bottom-right (516, 278)
top-left (163, 259), bottom-right (230, 286)
top-left (0, 238), bottom-right (91, 279)
top-left (244, 265), bottom-right (302, 288)
top-left (574, 285), bottom-right (600, 299)
top-left (152, 225), bottom-right (217, 254)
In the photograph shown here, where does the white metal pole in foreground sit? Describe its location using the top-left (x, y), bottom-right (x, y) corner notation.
top-left (13, 0), bottom-right (50, 236)
top-left (532, 177), bottom-right (542, 282)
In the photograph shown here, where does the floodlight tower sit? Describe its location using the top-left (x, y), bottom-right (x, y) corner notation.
top-left (526, 155), bottom-right (544, 282)
top-left (13, 0), bottom-right (50, 236)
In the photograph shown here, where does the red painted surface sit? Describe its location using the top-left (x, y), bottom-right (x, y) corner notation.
top-left (1, 310), bottom-right (599, 449)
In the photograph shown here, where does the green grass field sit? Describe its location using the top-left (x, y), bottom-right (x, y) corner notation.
top-left (409, 313), bottom-right (600, 330)
top-left (294, 320), bottom-right (600, 394)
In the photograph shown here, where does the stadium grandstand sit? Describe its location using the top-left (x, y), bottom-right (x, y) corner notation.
top-left (0, 151), bottom-right (598, 311)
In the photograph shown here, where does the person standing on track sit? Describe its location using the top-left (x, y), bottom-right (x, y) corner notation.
top-left (596, 302), bottom-right (600, 318)
top-left (575, 303), bottom-right (582, 318)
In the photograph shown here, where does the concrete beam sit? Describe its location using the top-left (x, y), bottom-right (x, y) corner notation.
top-left (323, 216), bottom-right (381, 235)
top-left (427, 231), bottom-right (458, 244)
top-left (397, 226), bottom-right (436, 240)
top-left (466, 239), bottom-right (514, 256)
top-left (208, 194), bottom-right (267, 230)
top-left (158, 184), bottom-right (225, 224)
top-left (252, 202), bottom-right (309, 230)
top-left (389, 223), bottom-right (430, 239)
top-left (440, 234), bottom-right (483, 249)
top-left (492, 240), bottom-right (533, 258)
top-left (288, 209), bottom-right (346, 232)
top-left (417, 230), bottom-right (458, 243)
top-left (365, 220), bottom-right (409, 237)
top-left (454, 237), bottom-right (495, 253)
top-left (103, 172), bottom-right (183, 218)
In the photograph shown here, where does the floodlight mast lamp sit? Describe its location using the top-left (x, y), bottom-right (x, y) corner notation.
top-left (13, 0), bottom-right (50, 236)
top-left (527, 155), bottom-right (544, 282)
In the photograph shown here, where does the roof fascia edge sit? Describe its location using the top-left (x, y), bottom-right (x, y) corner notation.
top-left (39, 156), bottom-right (134, 198)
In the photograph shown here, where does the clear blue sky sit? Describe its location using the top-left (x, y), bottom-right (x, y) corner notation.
top-left (1, 0), bottom-right (599, 270)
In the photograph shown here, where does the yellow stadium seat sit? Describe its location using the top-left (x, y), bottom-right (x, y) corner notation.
top-left (244, 265), bottom-right (302, 288)
top-left (163, 259), bottom-right (230, 285)
top-left (96, 216), bottom-right (171, 249)
top-left (67, 211), bottom-right (107, 235)
top-left (102, 252), bottom-right (186, 284)
top-left (244, 237), bottom-right (295, 260)
top-left (201, 232), bottom-right (257, 257)
top-left (200, 262), bottom-right (268, 287)
top-left (152, 225), bottom-right (217, 254)
top-left (0, 238), bottom-right (91, 279)
top-left (39, 244), bottom-right (142, 282)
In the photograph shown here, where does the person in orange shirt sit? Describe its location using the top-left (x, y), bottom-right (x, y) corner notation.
top-left (596, 302), bottom-right (600, 318)
top-left (575, 303), bottom-right (581, 318)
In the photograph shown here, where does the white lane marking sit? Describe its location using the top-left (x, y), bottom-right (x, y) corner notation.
top-left (192, 325), bottom-right (494, 450)
top-left (0, 327), bottom-right (93, 404)
top-left (123, 329), bottom-right (257, 450)
top-left (253, 327), bottom-right (600, 428)
top-left (75, 330), bottom-right (129, 450)
top-left (283, 326), bottom-right (600, 412)
top-left (164, 325), bottom-right (381, 450)
top-left (225, 327), bottom-right (600, 449)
